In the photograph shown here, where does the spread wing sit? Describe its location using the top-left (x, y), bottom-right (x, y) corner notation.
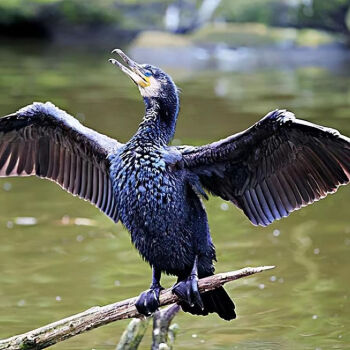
top-left (178, 110), bottom-right (350, 226)
top-left (0, 102), bottom-right (122, 222)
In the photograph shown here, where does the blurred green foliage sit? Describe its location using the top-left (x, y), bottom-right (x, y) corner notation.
top-left (219, 0), bottom-right (350, 33)
top-left (297, 0), bottom-right (350, 33)
top-left (58, 0), bottom-right (120, 25)
top-left (0, 0), bottom-right (349, 38)
top-left (218, 0), bottom-right (294, 26)
top-left (0, 0), bottom-right (122, 26)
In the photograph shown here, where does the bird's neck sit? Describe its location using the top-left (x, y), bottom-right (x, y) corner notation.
top-left (136, 96), bottom-right (179, 145)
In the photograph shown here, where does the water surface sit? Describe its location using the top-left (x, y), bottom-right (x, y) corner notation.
top-left (0, 42), bottom-right (349, 350)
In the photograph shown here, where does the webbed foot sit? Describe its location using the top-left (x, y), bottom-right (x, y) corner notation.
top-left (172, 274), bottom-right (204, 310)
top-left (135, 284), bottom-right (163, 316)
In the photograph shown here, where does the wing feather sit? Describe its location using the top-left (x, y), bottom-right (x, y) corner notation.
top-left (0, 102), bottom-right (122, 222)
top-left (178, 110), bottom-right (350, 226)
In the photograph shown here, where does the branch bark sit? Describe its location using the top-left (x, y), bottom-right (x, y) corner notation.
top-left (0, 265), bottom-right (275, 350)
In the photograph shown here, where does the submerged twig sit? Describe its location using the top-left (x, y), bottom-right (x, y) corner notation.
top-left (116, 317), bottom-right (150, 350)
top-left (0, 266), bottom-right (275, 350)
top-left (151, 304), bottom-right (181, 350)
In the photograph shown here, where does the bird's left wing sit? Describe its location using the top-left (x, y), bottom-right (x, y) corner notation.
top-left (0, 102), bottom-right (122, 222)
top-left (177, 110), bottom-right (350, 226)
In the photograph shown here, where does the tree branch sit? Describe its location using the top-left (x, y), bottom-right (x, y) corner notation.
top-left (0, 266), bottom-right (275, 350)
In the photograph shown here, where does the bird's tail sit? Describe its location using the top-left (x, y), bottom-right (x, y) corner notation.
top-left (180, 285), bottom-right (236, 321)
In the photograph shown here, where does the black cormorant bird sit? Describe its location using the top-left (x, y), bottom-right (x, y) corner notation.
top-left (1, 49), bottom-right (350, 321)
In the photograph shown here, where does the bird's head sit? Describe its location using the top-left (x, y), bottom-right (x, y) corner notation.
top-left (109, 49), bottom-right (178, 103)
top-left (109, 49), bottom-right (180, 142)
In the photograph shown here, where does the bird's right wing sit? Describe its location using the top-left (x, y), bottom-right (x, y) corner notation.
top-left (178, 110), bottom-right (350, 226)
top-left (0, 102), bottom-right (122, 222)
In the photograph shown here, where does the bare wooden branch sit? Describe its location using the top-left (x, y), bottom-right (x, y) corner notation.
top-left (0, 266), bottom-right (275, 350)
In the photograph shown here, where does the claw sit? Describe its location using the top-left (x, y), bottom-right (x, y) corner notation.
top-left (135, 286), bottom-right (163, 316)
top-left (172, 274), bottom-right (204, 310)
top-left (186, 280), bottom-right (192, 306)
top-left (172, 281), bottom-right (191, 305)
top-left (191, 275), bottom-right (204, 310)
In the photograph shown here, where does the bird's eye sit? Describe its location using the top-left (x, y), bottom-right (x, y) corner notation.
top-left (144, 71), bottom-right (152, 77)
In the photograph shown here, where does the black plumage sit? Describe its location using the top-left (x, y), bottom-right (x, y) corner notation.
top-left (178, 110), bottom-right (350, 226)
top-left (0, 49), bottom-right (349, 321)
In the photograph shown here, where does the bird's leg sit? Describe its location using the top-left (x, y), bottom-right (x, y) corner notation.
top-left (135, 267), bottom-right (164, 316)
top-left (172, 256), bottom-right (204, 310)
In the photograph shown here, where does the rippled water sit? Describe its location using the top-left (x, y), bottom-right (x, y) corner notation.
top-left (0, 42), bottom-right (349, 350)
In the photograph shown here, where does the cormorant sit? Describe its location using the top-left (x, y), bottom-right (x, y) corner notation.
top-left (1, 49), bottom-right (349, 321)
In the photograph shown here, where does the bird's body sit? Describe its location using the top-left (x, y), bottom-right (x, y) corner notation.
top-left (112, 141), bottom-right (189, 273)
top-left (110, 99), bottom-right (215, 278)
top-left (1, 49), bottom-right (350, 321)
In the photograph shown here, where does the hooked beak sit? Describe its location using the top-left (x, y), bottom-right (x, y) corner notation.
top-left (109, 49), bottom-right (151, 88)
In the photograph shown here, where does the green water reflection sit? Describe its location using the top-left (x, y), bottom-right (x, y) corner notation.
top-left (0, 43), bottom-right (349, 349)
